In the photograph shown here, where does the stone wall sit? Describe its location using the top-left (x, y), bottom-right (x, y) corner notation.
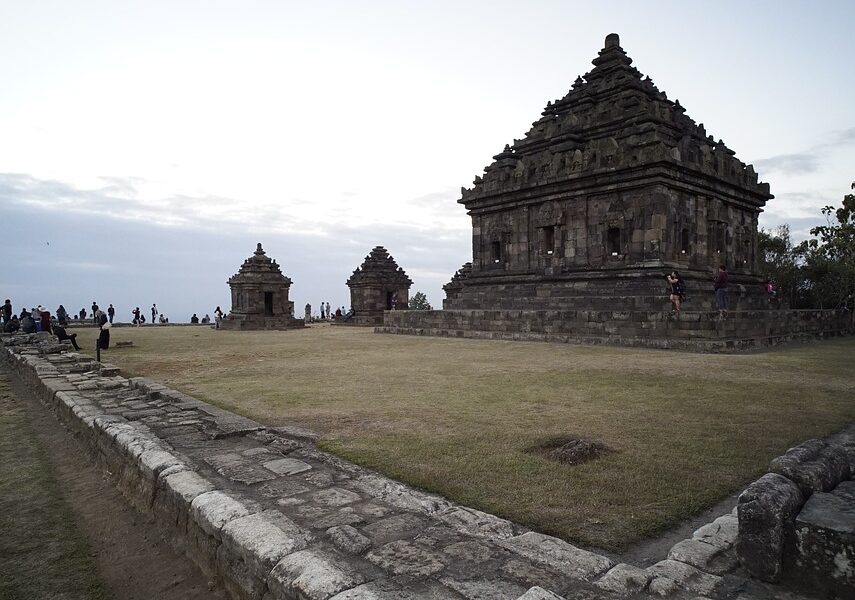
top-left (379, 309), bottom-right (853, 352)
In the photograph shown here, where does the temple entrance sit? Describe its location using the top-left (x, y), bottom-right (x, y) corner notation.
top-left (264, 292), bottom-right (273, 316)
top-left (386, 291), bottom-right (394, 310)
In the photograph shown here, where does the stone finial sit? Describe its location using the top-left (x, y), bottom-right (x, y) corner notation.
top-left (255, 243), bottom-right (265, 255)
top-left (605, 33), bottom-right (620, 48)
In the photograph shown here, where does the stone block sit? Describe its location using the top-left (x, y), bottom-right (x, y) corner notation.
top-left (788, 480), bottom-right (855, 598)
top-left (594, 562), bottom-right (650, 595)
top-left (267, 549), bottom-right (367, 600)
top-left (328, 524), bottom-right (371, 554)
top-left (501, 531), bottom-right (613, 581)
top-left (645, 560), bottom-right (721, 597)
top-left (191, 490), bottom-right (252, 537)
top-left (440, 577), bottom-right (528, 599)
top-left (770, 439), bottom-right (851, 497)
top-left (667, 538), bottom-right (737, 575)
top-left (736, 473), bottom-right (804, 582)
top-left (365, 540), bottom-right (446, 577)
top-left (692, 514), bottom-right (738, 550)
top-left (513, 587), bottom-right (565, 600)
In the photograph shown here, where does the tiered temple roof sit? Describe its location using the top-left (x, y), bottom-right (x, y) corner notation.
top-left (461, 33), bottom-right (772, 210)
top-left (228, 243), bottom-right (292, 286)
top-left (347, 246), bottom-right (412, 288)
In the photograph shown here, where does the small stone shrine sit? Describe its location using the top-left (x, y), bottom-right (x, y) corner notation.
top-left (221, 243), bottom-right (303, 330)
top-left (380, 34), bottom-right (853, 350)
top-left (346, 246), bottom-right (412, 326)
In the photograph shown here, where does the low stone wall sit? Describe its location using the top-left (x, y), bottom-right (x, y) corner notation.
top-left (378, 309), bottom-right (853, 352)
top-left (736, 437), bottom-right (855, 598)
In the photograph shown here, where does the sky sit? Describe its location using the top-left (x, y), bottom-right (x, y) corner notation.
top-left (2, 0), bottom-right (853, 321)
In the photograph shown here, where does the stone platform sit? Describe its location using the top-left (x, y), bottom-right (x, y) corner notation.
top-left (0, 331), bottom-right (837, 600)
top-left (377, 309), bottom-right (852, 352)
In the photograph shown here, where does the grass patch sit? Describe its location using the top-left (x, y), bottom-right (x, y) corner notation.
top-left (71, 324), bottom-right (855, 551)
top-left (0, 374), bottom-right (106, 600)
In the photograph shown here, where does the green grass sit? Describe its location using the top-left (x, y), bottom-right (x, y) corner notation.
top-left (0, 375), bottom-right (107, 600)
top-left (71, 324), bottom-right (855, 551)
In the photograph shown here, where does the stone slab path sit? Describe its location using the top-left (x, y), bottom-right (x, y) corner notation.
top-left (0, 333), bottom-right (820, 600)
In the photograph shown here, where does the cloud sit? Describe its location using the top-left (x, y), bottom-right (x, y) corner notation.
top-left (752, 126), bottom-right (855, 175)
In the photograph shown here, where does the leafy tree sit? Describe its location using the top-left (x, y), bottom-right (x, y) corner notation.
top-left (757, 225), bottom-right (803, 307)
top-left (408, 291), bottom-right (432, 310)
top-left (796, 182), bottom-right (855, 316)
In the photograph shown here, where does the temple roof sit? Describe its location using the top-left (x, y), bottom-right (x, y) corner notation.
top-left (461, 33), bottom-right (772, 208)
top-left (347, 246), bottom-right (413, 287)
top-left (227, 243), bottom-right (292, 286)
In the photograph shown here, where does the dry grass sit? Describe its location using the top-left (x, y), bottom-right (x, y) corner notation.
top-left (71, 324), bottom-right (855, 551)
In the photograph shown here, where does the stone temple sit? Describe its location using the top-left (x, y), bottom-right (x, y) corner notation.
top-left (346, 246), bottom-right (412, 326)
top-left (221, 243), bottom-right (303, 330)
top-left (381, 34), bottom-right (851, 350)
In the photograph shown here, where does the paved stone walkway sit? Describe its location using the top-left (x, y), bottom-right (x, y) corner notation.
top-left (0, 333), bottom-right (819, 600)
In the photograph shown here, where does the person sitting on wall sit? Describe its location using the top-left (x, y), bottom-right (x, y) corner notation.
top-left (20, 311), bottom-right (36, 334)
top-left (3, 315), bottom-right (20, 333)
top-left (160, 313), bottom-right (167, 324)
top-left (190, 314), bottom-right (199, 324)
top-left (344, 308), bottom-right (355, 322)
top-left (334, 307), bottom-right (342, 319)
top-left (765, 279), bottom-right (778, 306)
top-left (201, 314), bottom-right (210, 324)
top-left (54, 324), bottom-right (81, 350)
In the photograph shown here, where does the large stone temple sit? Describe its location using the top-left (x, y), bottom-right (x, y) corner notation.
top-left (445, 32), bottom-right (771, 312)
top-left (380, 34), bottom-right (851, 350)
top-left (221, 243), bottom-right (303, 330)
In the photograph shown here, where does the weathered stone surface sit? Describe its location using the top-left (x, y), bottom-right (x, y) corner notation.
top-left (347, 246), bottom-right (413, 326)
top-left (191, 490), bottom-right (253, 536)
top-left (501, 532), bottom-right (613, 581)
top-left (645, 560), bottom-right (721, 597)
top-left (693, 514), bottom-right (739, 550)
top-left (736, 473), bottom-right (804, 582)
top-left (667, 538), bottom-right (738, 575)
top-left (263, 457), bottom-right (312, 476)
top-left (328, 524), bottom-right (371, 554)
top-left (788, 480), bottom-right (855, 598)
top-left (328, 579), bottom-right (460, 599)
top-left (366, 540), bottom-right (446, 577)
top-left (514, 587), bottom-right (566, 600)
top-left (204, 453), bottom-right (278, 485)
top-left (362, 513), bottom-right (429, 544)
top-left (268, 549), bottom-right (367, 600)
top-left (770, 439), bottom-right (851, 497)
top-left (438, 506), bottom-right (517, 539)
top-left (594, 562), bottom-right (650, 595)
top-left (311, 487), bottom-right (362, 507)
top-left (440, 576), bottom-right (527, 600)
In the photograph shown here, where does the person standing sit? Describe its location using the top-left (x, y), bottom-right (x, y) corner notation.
top-left (325, 302), bottom-right (330, 321)
top-left (79, 307), bottom-right (87, 321)
top-left (132, 306), bottom-right (141, 326)
top-left (107, 304), bottom-right (115, 324)
top-left (320, 301), bottom-right (325, 319)
top-left (151, 304), bottom-right (158, 323)
top-left (713, 265), bottom-right (729, 320)
top-left (666, 271), bottom-right (685, 316)
top-left (2, 299), bottom-right (12, 324)
top-left (91, 302), bottom-right (99, 324)
top-left (214, 306), bottom-right (223, 329)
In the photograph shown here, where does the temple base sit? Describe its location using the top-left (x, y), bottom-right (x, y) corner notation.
top-left (378, 309), bottom-right (853, 353)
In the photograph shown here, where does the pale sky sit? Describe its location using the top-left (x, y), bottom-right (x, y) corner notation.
top-left (2, 1), bottom-right (853, 321)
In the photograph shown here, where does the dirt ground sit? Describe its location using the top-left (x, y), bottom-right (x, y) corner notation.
top-left (1, 366), bottom-right (227, 600)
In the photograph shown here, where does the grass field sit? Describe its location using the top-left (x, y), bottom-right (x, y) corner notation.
top-left (0, 374), bottom-right (106, 600)
top-left (71, 324), bottom-right (855, 551)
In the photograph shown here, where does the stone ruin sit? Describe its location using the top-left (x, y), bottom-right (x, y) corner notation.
top-left (346, 246), bottom-right (412, 326)
top-left (221, 243), bottom-right (303, 330)
top-left (380, 34), bottom-right (853, 350)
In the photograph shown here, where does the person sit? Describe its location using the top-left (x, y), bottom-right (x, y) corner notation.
top-left (91, 302), bottom-right (99, 324)
top-left (139, 314), bottom-right (146, 324)
top-left (37, 306), bottom-right (52, 334)
top-left (190, 313), bottom-right (199, 324)
top-left (319, 301), bottom-right (325, 319)
top-left (159, 313), bottom-right (167, 324)
top-left (666, 271), bottom-right (685, 316)
top-left (132, 307), bottom-right (141, 326)
top-left (20, 311), bottom-right (36, 333)
top-left (201, 314), bottom-right (210, 324)
top-left (713, 265), bottom-right (729, 319)
top-left (765, 279), bottom-right (778, 306)
top-left (214, 306), bottom-right (223, 329)
top-left (54, 324), bottom-right (81, 350)
top-left (391, 293), bottom-right (398, 310)
top-left (344, 308), bottom-right (355, 322)
top-left (4, 315), bottom-right (20, 333)
top-left (56, 304), bottom-right (68, 326)
top-left (325, 302), bottom-right (330, 321)
top-left (96, 308), bottom-right (108, 327)
top-left (335, 306), bottom-right (342, 319)
top-left (107, 304), bottom-right (115, 324)
top-left (151, 304), bottom-right (157, 323)
top-left (99, 321), bottom-right (110, 350)
top-left (2, 299), bottom-right (11, 324)
top-left (79, 308), bottom-right (87, 321)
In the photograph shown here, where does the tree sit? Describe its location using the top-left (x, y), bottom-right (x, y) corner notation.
top-left (408, 291), bottom-right (432, 310)
top-left (757, 225), bottom-right (803, 308)
top-left (796, 182), bottom-right (855, 315)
